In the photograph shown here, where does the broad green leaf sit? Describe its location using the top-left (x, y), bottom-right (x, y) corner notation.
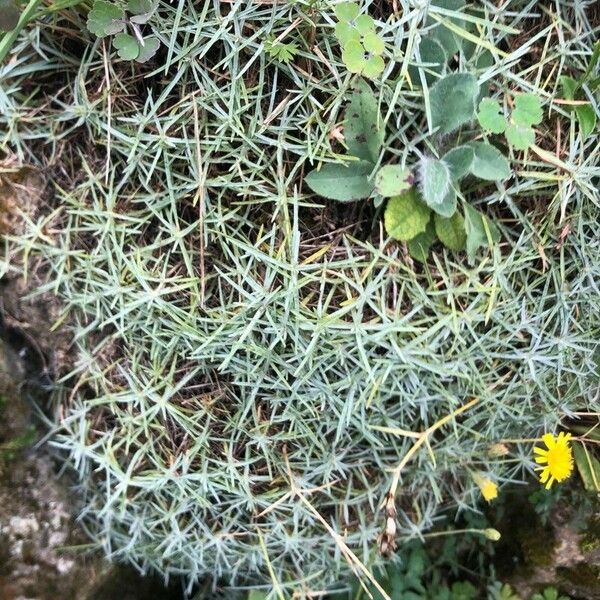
top-left (384, 188), bottom-right (431, 241)
top-left (342, 40), bottom-right (364, 74)
top-left (573, 442), bottom-right (600, 491)
top-left (430, 73), bottom-right (479, 134)
top-left (305, 161), bottom-right (374, 201)
top-left (427, 0), bottom-right (465, 55)
top-left (0, 0), bottom-right (19, 31)
top-left (431, 186), bottom-right (457, 217)
top-left (505, 123), bottom-right (535, 150)
top-left (575, 105), bottom-right (597, 140)
top-left (362, 54), bottom-right (385, 78)
top-left (87, 0), bottom-right (125, 37)
top-left (335, 2), bottom-right (359, 22)
top-left (136, 36), bottom-right (160, 63)
top-left (468, 142), bottom-right (511, 181)
top-left (114, 32), bottom-right (140, 60)
top-left (419, 157), bottom-right (451, 206)
top-left (464, 203), bottom-right (500, 261)
top-left (512, 93), bottom-right (543, 127)
top-left (477, 98), bottom-right (507, 133)
top-left (408, 220), bottom-right (435, 262)
top-left (443, 145), bottom-right (474, 180)
top-left (129, 0), bottom-right (158, 23)
top-left (408, 36), bottom-right (447, 86)
top-left (363, 30), bottom-right (384, 55)
top-left (434, 211), bottom-right (466, 251)
top-left (335, 22), bottom-right (359, 45)
top-left (354, 14), bottom-right (375, 34)
top-left (344, 80), bottom-right (384, 163)
top-left (375, 165), bottom-right (411, 197)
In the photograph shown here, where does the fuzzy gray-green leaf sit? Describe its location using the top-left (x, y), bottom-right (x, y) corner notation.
top-left (430, 73), bottom-right (479, 135)
top-left (419, 157), bottom-right (451, 207)
top-left (468, 142), bottom-right (511, 181)
top-left (443, 146), bottom-right (474, 180)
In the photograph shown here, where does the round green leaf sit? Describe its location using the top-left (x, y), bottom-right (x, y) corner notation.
top-left (362, 54), bottom-right (385, 78)
top-left (443, 146), bottom-right (474, 180)
top-left (136, 36), bottom-right (160, 63)
top-left (408, 220), bottom-right (436, 262)
top-left (87, 0), bottom-right (125, 37)
top-left (362, 31), bottom-right (384, 55)
top-left (434, 211), bottom-right (466, 251)
top-left (375, 165), bottom-right (411, 197)
top-left (335, 2), bottom-right (359, 22)
top-left (342, 40), bottom-right (365, 74)
top-left (335, 21), bottom-right (360, 45)
top-left (477, 98), bottom-right (507, 134)
top-left (468, 142), bottom-right (511, 181)
top-left (505, 123), bottom-right (535, 150)
top-left (354, 14), bottom-right (375, 35)
top-left (114, 33), bottom-right (140, 60)
top-left (384, 188), bottom-right (431, 242)
top-left (512, 93), bottom-right (543, 127)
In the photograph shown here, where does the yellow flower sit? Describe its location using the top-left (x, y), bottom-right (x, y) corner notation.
top-left (534, 432), bottom-right (573, 489)
top-left (473, 472), bottom-right (498, 502)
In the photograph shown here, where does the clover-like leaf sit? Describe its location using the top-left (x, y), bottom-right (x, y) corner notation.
top-left (362, 54), bottom-right (385, 78)
top-left (363, 30), bottom-right (384, 55)
top-left (408, 219), bottom-right (436, 262)
top-left (305, 161), bottom-right (374, 202)
top-left (464, 203), bottom-right (500, 262)
top-left (375, 165), bottom-right (411, 197)
top-left (335, 21), bottom-right (360, 45)
top-left (354, 14), bottom-right (375, 35)
top-left (477, 98), bottom-right (507, 134)
top-left (419, 157), bottom-right (451, 207)
top-left (443, 145), bottom-right (474, 180)
top-left (344, 80), bottom-right (384, 163)
top-left (435, 211), bottom-right (466, 251)
top-left (335, 2), bottom-right (359, 22)
top-left (130, 0), bottom-right (159, 24)
top-left (430, 73), bottom-right (479, 134)
top-left (512, 93), bottom-right (543, 127)
top-left (114, 32), bottom-right (140, 60)
top-left (505, 123), bottom-right (535, 150)
top-left (87, 0), bottom-right (126, 37)
top-left (0, 0), bottom-right (20, 32)
top-left (468, 142), bottom-right (511, 181)
top-left (136, 35), bottom-right (160, 63)
top-left (342, 40), bottom-right (365, 74)
top-left (384, 188), bottom-right (431, 242)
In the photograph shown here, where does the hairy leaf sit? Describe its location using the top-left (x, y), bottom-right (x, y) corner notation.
top-left (305, 161), bottom-right (374, 201)
top-left (384, 188), bottom-right (431, 241)
top-left (419, 157), bottom-right (451, 206)
top-left (409, 36), bottom-right (447, 85)
top-left (443, 145), bottom-right (474, 180)
top-left (468, 142), bottom-right (511, 181)
top-left (430, 73), bottom-right (479, 134)
top-left (344, 80), bottom-right (384, 163)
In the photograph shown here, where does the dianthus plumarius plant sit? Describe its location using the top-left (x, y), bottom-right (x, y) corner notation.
top-left (1, 0), bottom-right (599, 597)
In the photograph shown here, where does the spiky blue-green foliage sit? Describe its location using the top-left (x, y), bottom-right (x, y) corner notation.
top-left (0, 0), bottom-right (599, 596)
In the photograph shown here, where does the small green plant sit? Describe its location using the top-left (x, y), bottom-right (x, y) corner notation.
top-left (87, 0), bottom-right (160, 62)
top-left (264, 37), bottom-right (298, 64)
top-left (305, 74), bottom-right (508, 262)
top-left (477, 93), bottom-right (544, 150)
top-left (530, 587), bottom-right (570, 600)
top-left (334, 2), bottom-right (385, 78)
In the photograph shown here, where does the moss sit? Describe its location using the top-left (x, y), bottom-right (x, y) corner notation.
top-left (579, 516), bottom-right (600, 554)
